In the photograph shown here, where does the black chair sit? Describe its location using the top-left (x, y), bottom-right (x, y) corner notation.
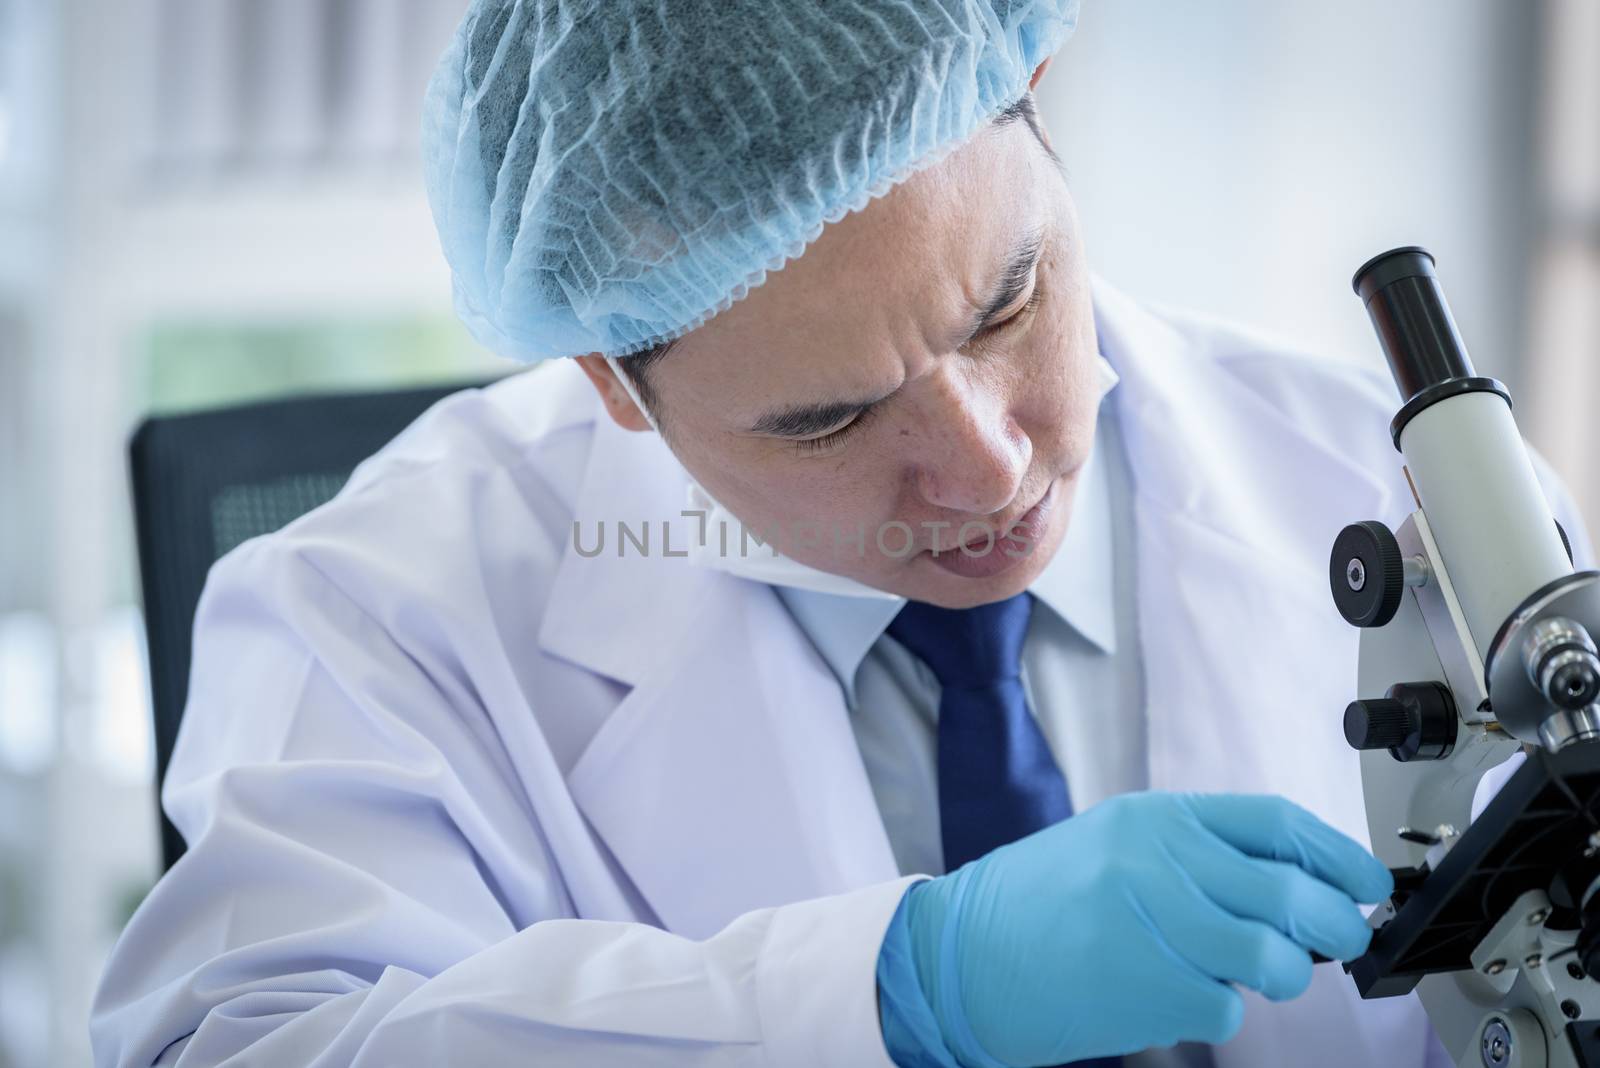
top-left (128, 379), bottom-right (498, 871)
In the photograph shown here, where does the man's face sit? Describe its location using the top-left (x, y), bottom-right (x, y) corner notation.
top-left (588, 117), bottom-right (1100, 609)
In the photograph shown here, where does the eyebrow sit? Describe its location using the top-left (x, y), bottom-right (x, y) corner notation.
top-left (745, 229), bottom-right (1047, 438)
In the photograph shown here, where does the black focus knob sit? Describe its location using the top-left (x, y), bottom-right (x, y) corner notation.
top-left (1343, 682), bottom-right (1457, 762)
top-left (1330, 521), bottom-right (1405, 628)
top-left (1345, 699), bottom-right (1412, 751)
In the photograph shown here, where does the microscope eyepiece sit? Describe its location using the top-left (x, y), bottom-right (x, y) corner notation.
top-left (1351, 245), bottom-right (1436, 302)
top-left (1352, 246), bottom-right (1511, 451)
top-left (1352, 245), bottom-right (1475, 401)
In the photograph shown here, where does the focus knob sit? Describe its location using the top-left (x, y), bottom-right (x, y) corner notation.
top-left (1345, 698), bottom-right (1412, 751)
top-left (1330, 521), bottom-right (1405, 628)
top-left (1343, 682), bottom-right (1457, 762)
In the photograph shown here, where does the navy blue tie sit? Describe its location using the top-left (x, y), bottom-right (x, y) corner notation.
top-left (888, 592), bottom-right (1121, 1068)
top-left (887, 591), bottom-right (1073, 870)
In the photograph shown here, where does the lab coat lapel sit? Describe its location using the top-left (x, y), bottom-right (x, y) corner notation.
top-left (1097, 279), bottom-right (1429, 1066)
top-left (1096, 277), bottom-right (1391, 821)
top-left (545, 413), bottom-right (899, 940)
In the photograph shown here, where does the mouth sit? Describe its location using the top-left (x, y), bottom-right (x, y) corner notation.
top-left (929, 481), bottom-right (1057, 555)
top-left (920, 477), bottom-right (1065, 579)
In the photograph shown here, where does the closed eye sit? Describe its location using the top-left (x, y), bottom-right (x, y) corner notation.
top-left (790, 284), bottom-right (1040, 454)
top-left (964, 284), bottom-right (1042, 351)
top-left (791, 405), bottom-right (880, 455)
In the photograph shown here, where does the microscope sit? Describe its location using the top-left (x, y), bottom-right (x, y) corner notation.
top-left (1331, 247), bottom-right (1600, 1067)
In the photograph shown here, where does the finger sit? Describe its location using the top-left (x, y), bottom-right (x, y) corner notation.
top-left (1171, 830), bottom-right (1375, 962)
top-left (1182, 794), bottom-right (1394, 903)
top-left (1137, 961), bottom-right (1247, 1049)
top-left (1140, 877), bottom-right (1316, 1003)
top-left (1189, 983), bottom-right (1247, 1047)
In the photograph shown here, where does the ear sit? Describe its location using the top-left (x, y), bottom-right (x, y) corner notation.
top-left (1028, 57), bottom-right (1053, 91)
top-left (574, 354), bottom-right (654, 432)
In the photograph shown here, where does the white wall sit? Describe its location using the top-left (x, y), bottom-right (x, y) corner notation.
top-left (1041, 0), bottom-right (1538, 384)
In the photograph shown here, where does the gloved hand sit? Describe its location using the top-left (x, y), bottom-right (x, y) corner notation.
top-left (879, 791), bottom-right (1394, 1066)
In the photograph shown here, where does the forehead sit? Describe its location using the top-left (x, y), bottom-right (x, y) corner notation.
top-left (653, 121), bottom-right (1050, 415)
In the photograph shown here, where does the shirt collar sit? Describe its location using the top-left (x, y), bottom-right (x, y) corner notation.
top-left (775, 364), bottom-right (1122, 704)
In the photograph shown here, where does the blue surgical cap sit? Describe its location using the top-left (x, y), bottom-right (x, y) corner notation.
top-left (421, 0), bottom-right (1080, 362)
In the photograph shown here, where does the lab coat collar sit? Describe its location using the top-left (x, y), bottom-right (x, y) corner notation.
top-left (1091, 280), bottom-right (1394, 551)
top-left (537, 404), bottom-right (713, 690)
top-left (544, 396), bottom-right (899, 935)
top-left (773, 375), bottom-right (1121, 706)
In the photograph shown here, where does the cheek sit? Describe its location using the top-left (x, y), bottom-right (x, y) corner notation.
top-left (1017, 312), bottom-right (1099, 460)
top-left (686, 442), bottom-right (902, 537)
top-left (1065, 351), bottom-right (1103, 445)
top-left (759, 453), bottom-right (903, 526)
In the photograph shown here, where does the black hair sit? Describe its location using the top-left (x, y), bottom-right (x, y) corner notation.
top-left (614, 335), bottom-right (677, 422)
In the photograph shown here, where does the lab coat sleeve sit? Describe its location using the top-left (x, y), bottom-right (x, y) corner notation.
top-left (89, 542), bottom-right (916, 1068)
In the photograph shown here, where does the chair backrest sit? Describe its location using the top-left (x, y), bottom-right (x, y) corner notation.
top-left (128, 379), bottom-right (497, 871)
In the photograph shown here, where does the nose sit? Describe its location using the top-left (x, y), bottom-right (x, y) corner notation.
top-left (910, 375), bottom-right (1030, 516)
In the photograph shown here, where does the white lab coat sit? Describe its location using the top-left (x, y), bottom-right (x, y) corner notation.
top-left (91, 278), bottom-right (1593, 1068)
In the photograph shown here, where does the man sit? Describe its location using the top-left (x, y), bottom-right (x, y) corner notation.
top-left (91, 2), bottom-right (1591, 1066)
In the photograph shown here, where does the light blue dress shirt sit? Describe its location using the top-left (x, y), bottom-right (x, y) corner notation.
top-left (775, 379), bottom-right (1215, 1068)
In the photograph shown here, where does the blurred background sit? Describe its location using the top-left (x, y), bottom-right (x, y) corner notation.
top-left (1, 1), bottom-right (1596, 1064)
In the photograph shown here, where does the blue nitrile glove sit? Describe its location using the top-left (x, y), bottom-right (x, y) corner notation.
top-left (876, 792), bottom-right (1394, 1067)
